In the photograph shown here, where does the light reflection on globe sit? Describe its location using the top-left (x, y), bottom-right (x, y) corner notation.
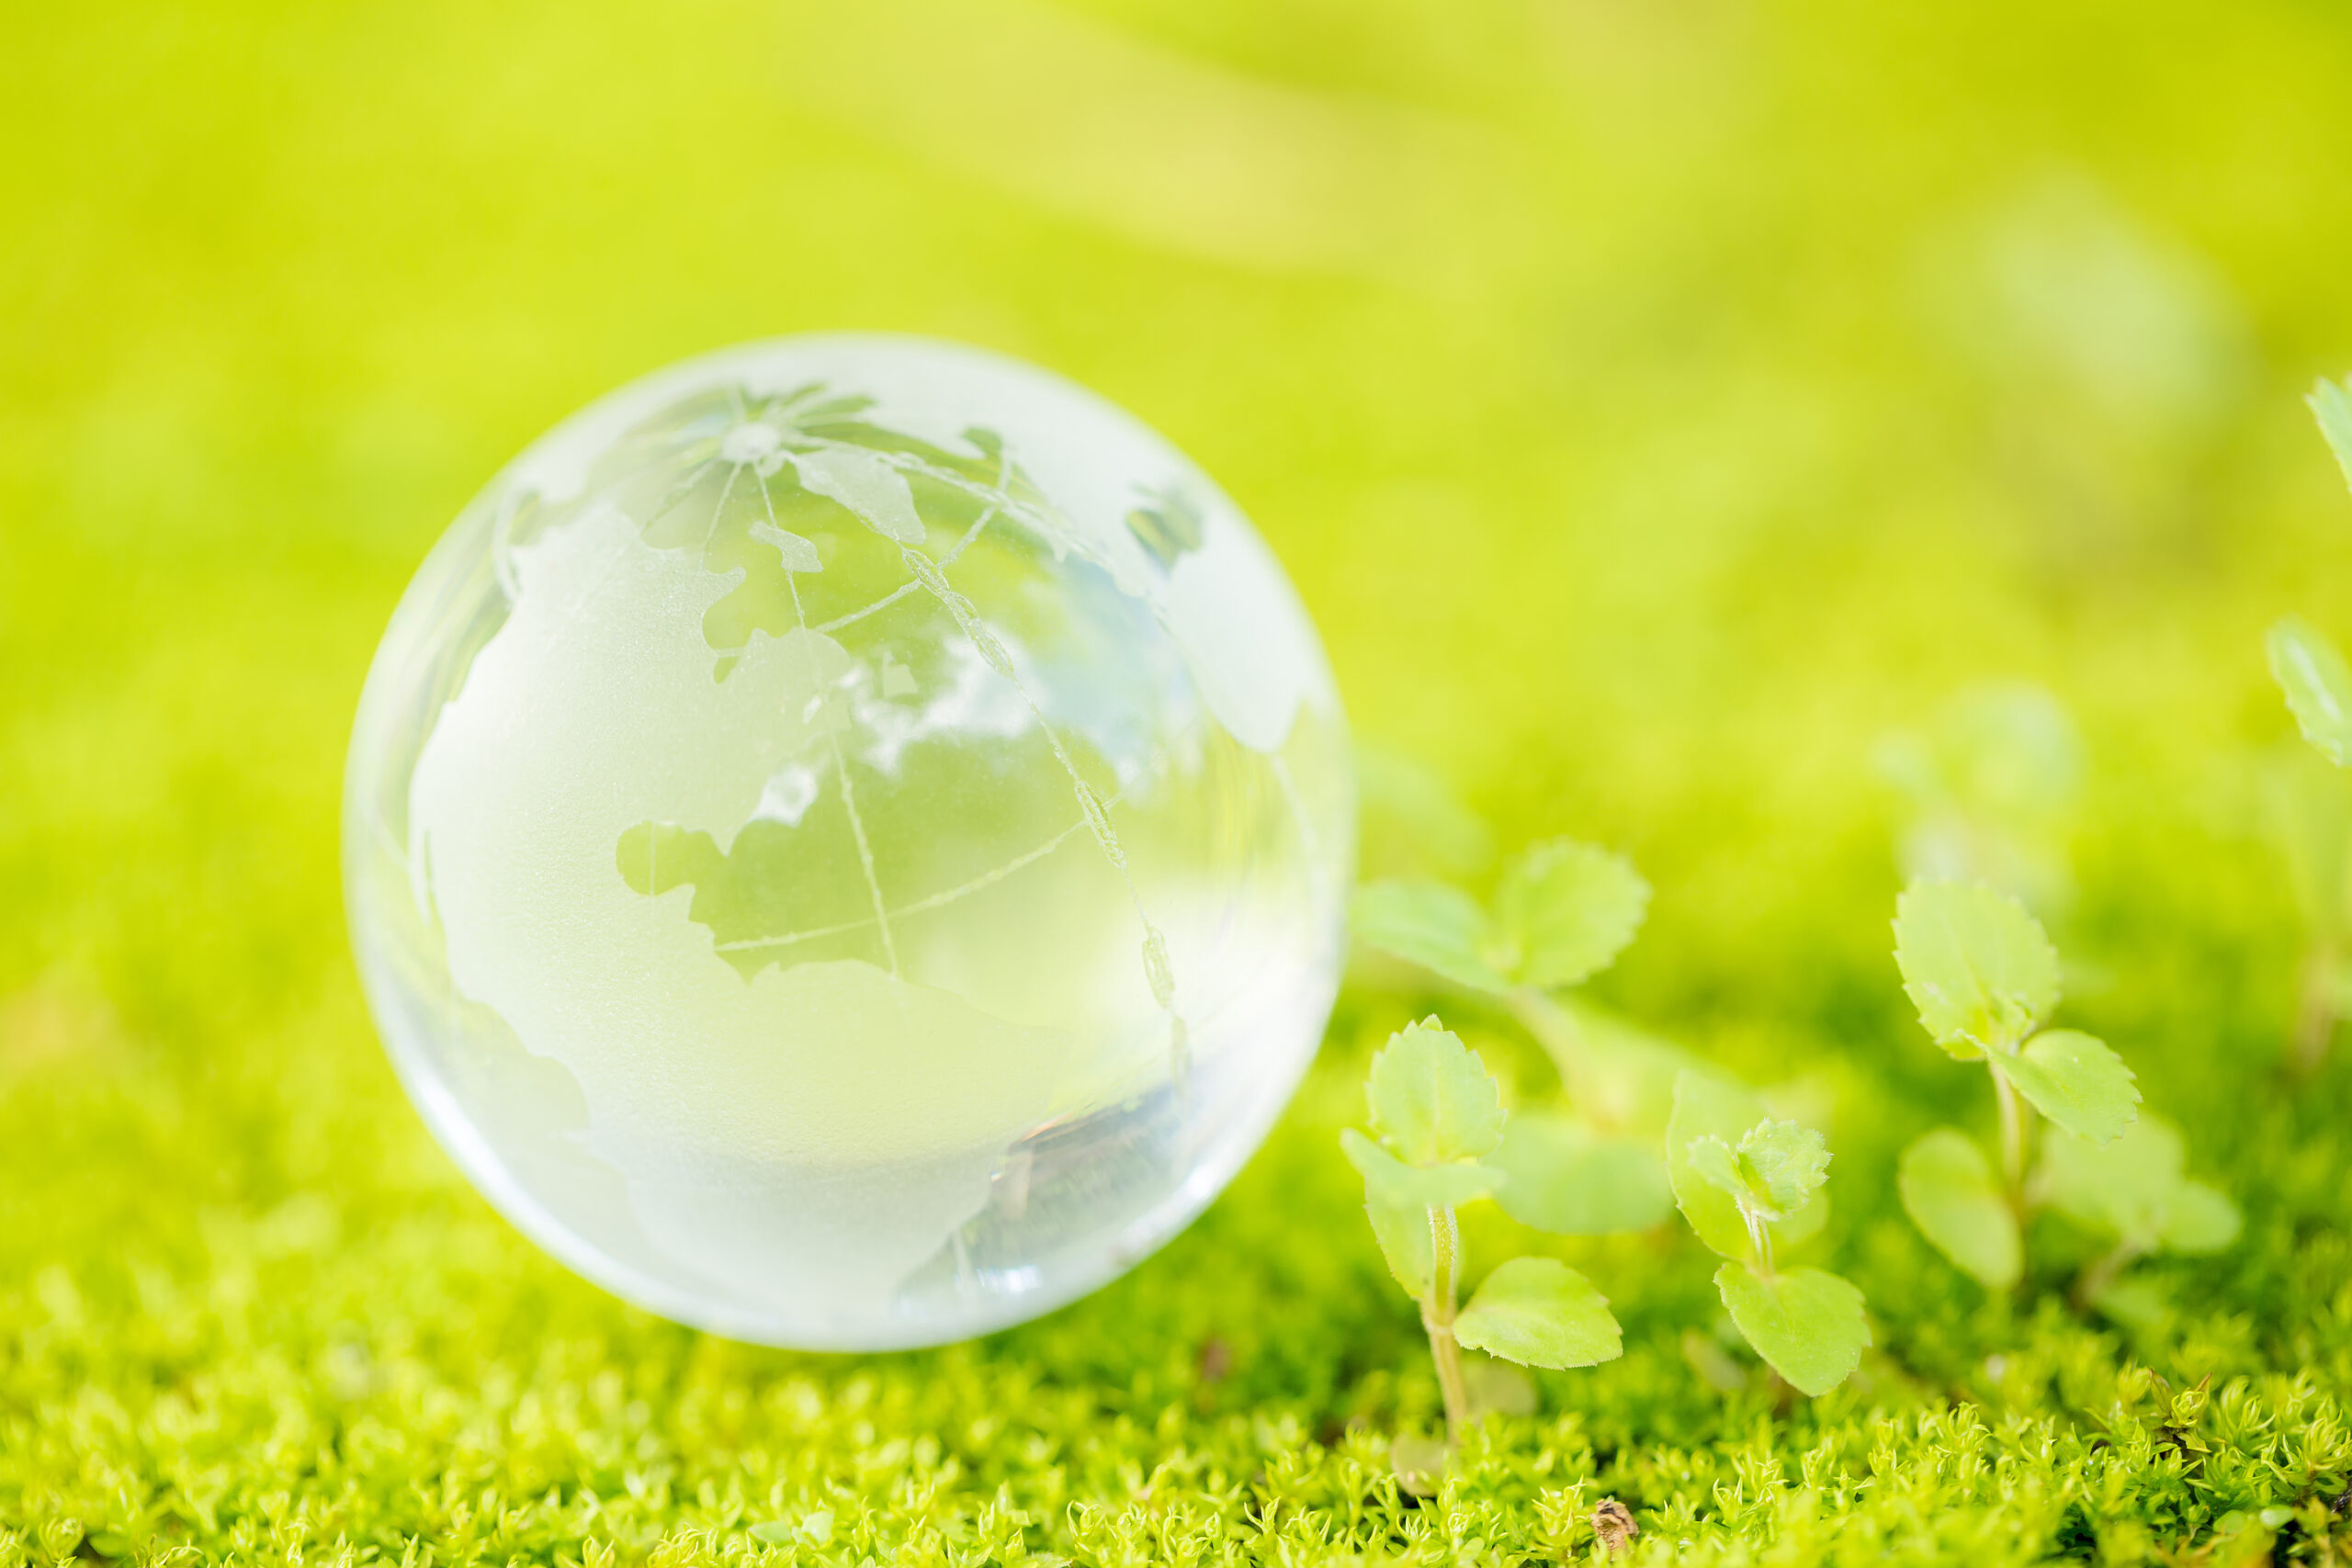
top-left (344, 335), bottom-right (1352, 1348)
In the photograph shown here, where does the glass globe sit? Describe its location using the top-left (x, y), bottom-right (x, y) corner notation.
top-left (344, 335), bottom-right (1352, 1349)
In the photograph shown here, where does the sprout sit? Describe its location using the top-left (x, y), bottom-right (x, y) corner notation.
top-left (1341, 1018), bottom-right (1623, 1453)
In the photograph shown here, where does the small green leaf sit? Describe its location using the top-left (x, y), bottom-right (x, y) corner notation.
top-left (2086, 1276), bottom-right (2170, 1330)
top-left (1669, 1076), bottom-right (1768, 1261)
top-left (1364, 1189), bottom-right (1434, 1297)
top-left (1489, 839), bottom-right (1649, 990)
top-left (1897, 1128), bottom-right (2020, 1290)
top-left (1521, 998), bottom-right (1691, 1135)
top-left (1990, 1029), bottom-right (2139, 1144)
top-left (1364, 1019), bottom-right (1506, 1166)
top-left (2256, 747), bottom-right (2352, 936)
top-left (2160, 1180), bottom-right (2242, 1255)
top-left (1893, 880), bottom-right (2061, 1056)
top-left (1680, 1327), bottom-right (1750, 1393)
top-left (1341, 1128), bottom-right (1502, 1210)
top-left (2312, 375), bottom-right (2352, 494)
top-left (1686, 1122), bottom-right (1829, 1224)
top-left (1684, 1134), bottom-right (1744, 1205)
top-left (1667, 1072), bottom-right (1826, 1261)
top-left (1389, 1432), bottom-right (1448, 1495)
top-left (1355, 745), bottom-right (1495, 878)
top-left (1490, 1112), bottom-right (1675, 1235)
top-left (1463, 1357), bottom-right (1538, 1417)
top-left (1452, 1258), bottom-right (1623, 1371)
top-left (2268, 616), bottom-right (2352, 769)
top-left (1351, 881), bottom-right (1510, 993)
top-left (1737, 1121), bottom-right (1832, 1218)
top-left (1713, 1262), bottom-right (1870, 1398)
top-left (2038, 1114), bottom-right (2237, 1257)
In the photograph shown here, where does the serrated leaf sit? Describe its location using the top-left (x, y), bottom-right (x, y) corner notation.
top-left (1668, 1076), bottom-right (1767, 1260)
top-left (1452, 1258), bottom-right (1623, 1371)
top-left (1893, 879), bottom-right (2062, 1056)
top-left (1686, 1121), bottom-right (1829, 1225)
top-left (2313, 376), bottom-right (2352, 493)
top-left (1363, 1188), bottom-right (1434, 1297)
top-left (1713, 1262), bottom-right (1870, 1397)
top-left (1990, 1029), bottom-right (2139, 1144)
top-left (1739, 1121), bottom-right (1832, 1218)
top-left (1667, 1072), bottom-right (1826, 1261)
top-left (2268, 617), bottom-right (2352, 769)
top-left (1490, 840), bottom-right (1650, 990)
top-left (1897, 1128), bottom-right (2020, 1290)
top-left (1351, 881), bottom-right (1509, 993)
top-left (1684, 1135), bottom-right (1745, 1204)
top-left (1341, 1129), bottom-right (1502, 1210)
top-left (1365, 1019), bottom-right (1506, 1165)
top-left (1490, 1112), bottom-right (1675, 1235)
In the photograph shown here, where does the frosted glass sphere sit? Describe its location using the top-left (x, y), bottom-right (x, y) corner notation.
top-left (344, 335), bottom-right (1352, 1348)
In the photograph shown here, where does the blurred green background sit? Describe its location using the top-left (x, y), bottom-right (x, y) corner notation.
top-left (9, 0), bottom-right (2352, 1561)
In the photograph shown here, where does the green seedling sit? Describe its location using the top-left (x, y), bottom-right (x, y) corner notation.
top-left (2037, 1114), bottom-right (2240, 1323)
top-left (1667, 1070), bottom-right (1868, 1396)
top-left (1355, 744), bottom-right (1497, 884)
top-left (1342, 1018), bottom-right (1623, 1445)
top-left (1875, 682), bottom-right (2084, 914)
top-left (1353, 837), bottom-right (1650, 1002)
top-left (1891, 879), bottom-right (2142, 1291)
top-left (2270, 615), bottom-right (2352, 773)
top-left (1352, 835), bottom-right (1680, 1235)
top-left (2262, 376), bottom-right (2352, 1071)
top-left (2256, 745), bottom-right (2352, 1074)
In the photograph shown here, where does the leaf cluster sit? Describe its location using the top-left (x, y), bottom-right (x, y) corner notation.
top-left (1667, 1072), bottom-right (1869, 1396)
top-left (2265, 382), bottom-right (2352, 772)
top-left (1352, 821), bottom-right (1680, 1239)
top-left (1353, 839), bottom-right (1648, 998)
top-left (1874, 681), bottom-right (2084, 910)
top-left (1343, 1021), bottom-right (1623, 1381)
top-left (1890, 879), bottom-right (2233, 1303)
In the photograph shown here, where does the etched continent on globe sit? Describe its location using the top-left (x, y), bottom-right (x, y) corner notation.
top-left (345, 336), bottom-right (1352, 1348)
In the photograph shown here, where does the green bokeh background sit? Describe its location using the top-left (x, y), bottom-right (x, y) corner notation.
top-left (9, 1), bottom-right (2352, 1562)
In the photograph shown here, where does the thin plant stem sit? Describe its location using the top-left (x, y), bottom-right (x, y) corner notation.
top-left (2291, 934), bottom-right (2339, 1078)
top-left (2071, 1237), bottom-right (2142, 1312)
top-left (1510, 988), bottom-right (1600, 1122)
top-left (1741, 1201), bottom-right (1776, 1281)
top-left (1991, 1064), bottom-right (2029, 1218)
top-left (1421, 1204), bottom-right (1470, 1443)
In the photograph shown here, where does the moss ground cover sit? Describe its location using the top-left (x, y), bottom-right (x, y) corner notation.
top-left (12, 0), bottom-right (2352, 1562)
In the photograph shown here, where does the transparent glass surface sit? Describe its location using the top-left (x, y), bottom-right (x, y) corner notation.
top-left (344, 335), bottom-right (1352, 1348)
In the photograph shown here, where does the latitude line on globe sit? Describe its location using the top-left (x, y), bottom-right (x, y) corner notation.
top-left (708, 784), bottom-right (1138, 955)
top-left (811, 502), bottom-right (1001, 637)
